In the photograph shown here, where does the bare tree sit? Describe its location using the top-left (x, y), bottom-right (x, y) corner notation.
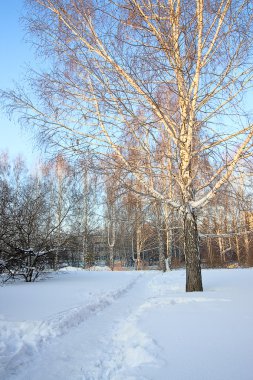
top-left (3, 0), bottom-right (253, 290)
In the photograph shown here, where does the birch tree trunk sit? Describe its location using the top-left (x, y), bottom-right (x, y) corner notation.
top-left (164, 203), bottom-right (172, 271)
top-left (136, 224), bottom-right (141, 270)
top-left (244, 231), bottom-right (250, 266)
top-left (235, 235), bottom-right (241, 265)
top-left (183, 209), bottom-right (203, 292)
top-left (54, 163), bottom-right (63, 270)
top-left (157, 225), bottom-right (166, 272)
top-left (109, 243), bottom-right (114, 270)
top-left (82, 168), bottom-right (89, 268)
top-left (217, 232), bottom-right (225, 264)
top-left (107, 185), bottom-right (116, 270)
top-left (154, 201), bottom-right (167, 272)
top-left (207, 237), bottom-right (213, 267)
top-left (108, 218), bottom-right (115, 270)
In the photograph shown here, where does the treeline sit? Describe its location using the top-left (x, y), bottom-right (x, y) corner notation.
top-left (0, 153), bottom-right (97, 281)
top-left (0, 152), bottom-right (253, 282)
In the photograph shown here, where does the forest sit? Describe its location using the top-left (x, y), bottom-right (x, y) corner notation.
top-left (1, 150), bottom-right (253, 283)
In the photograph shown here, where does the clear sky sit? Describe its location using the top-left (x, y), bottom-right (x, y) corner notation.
top-left (0, 1), bottom-right (41, 166)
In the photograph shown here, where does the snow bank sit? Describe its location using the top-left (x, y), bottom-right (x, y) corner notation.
top-left (59, 265), bottom-right (112, 271)
top-left (88, 265), bottom-right (112, 271)
top-left (59, 266), bottom-right (84, 272)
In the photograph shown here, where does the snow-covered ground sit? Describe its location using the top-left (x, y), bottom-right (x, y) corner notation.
top-left (0, 268), bottom-right (252, 380)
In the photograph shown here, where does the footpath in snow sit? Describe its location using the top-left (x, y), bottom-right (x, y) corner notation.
top-left (0, 268), bottom-right (253, 380)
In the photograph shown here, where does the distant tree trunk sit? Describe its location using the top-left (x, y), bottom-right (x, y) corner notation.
top-left (183, 210), bottom-right (203, 292)
top-left (166, 229), bottom-right (173, 270)
top-left (235, 235), bottom-right (241, 264)
top-left (82, 233), bottom-right (88, 268)
top-left (244, 233), bottom-right (250, 266)
top-left (108, 209), bottom-right (116, 270)
top-left (106, 176), bottom-right (117, 270)
top-left (154, 201), bottom-right (167, 272)
top-left (82, 168), bottom-right (89, 268)
top-left (243, 212), bottom-right (251, 266)
top-left (207, 237), bottom-right (213, 267)
top-left (157, 225), bottom-right (166, 272)
top-left (109, 244), bottom-right (114, 270)
top-left (136, 224), bottom-right (141, 270)
top-left (54, 155), bottom-right (66, 270)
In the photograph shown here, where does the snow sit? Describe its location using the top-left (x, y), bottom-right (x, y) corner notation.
top-left (0, 268), bottom-right (253, 380)
top-left (88, 265), bottom-right (112, 271)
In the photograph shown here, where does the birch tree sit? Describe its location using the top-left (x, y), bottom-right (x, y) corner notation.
top-left (105, 176), bottom-right (117, 270)
top-left (3, 0), bottom-right (253, 290)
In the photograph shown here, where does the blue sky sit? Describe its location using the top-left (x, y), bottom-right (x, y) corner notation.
top-left (0, 1), bottom-right (40, 165)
